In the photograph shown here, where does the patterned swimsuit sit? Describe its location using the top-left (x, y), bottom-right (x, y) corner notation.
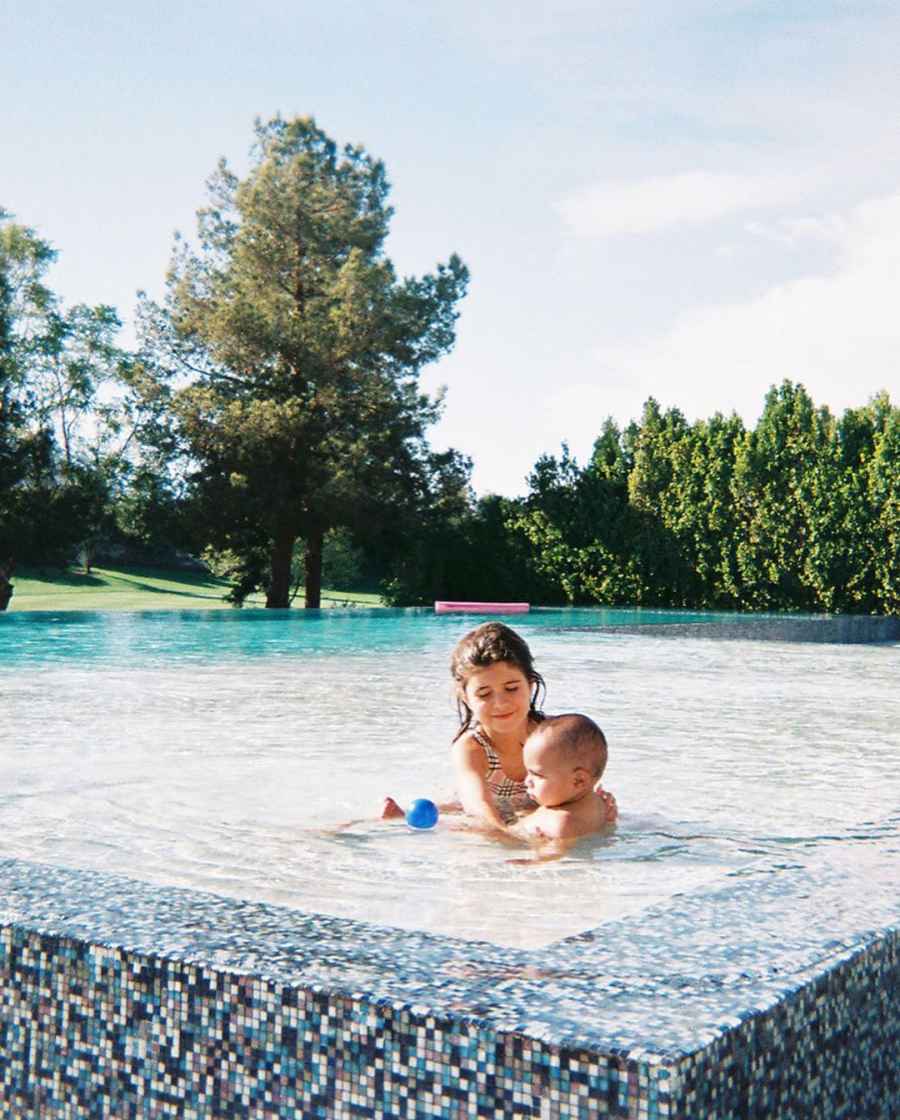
top-left (472, 726), bottom-right (537, 817)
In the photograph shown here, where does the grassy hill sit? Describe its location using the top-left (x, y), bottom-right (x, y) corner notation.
top-left (7, 565), bottom-right (382, 612)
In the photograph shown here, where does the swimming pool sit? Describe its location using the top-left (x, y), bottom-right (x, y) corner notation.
top-left (1, 606), bottom-right (898, 1116)
top-left (2, 606), bottom-right (897, 946)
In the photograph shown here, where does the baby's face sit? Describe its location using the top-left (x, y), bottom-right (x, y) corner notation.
top-left (522, 730), bottom-right (580, 808)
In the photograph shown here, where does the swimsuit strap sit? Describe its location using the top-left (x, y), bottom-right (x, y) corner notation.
top-left (472, 724), bottom-right (529, 798)
top-left (472, 725), bottom-right (500, 772)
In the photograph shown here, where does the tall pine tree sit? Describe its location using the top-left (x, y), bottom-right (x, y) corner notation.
top-left (133, 116), bottom-right (468, 607)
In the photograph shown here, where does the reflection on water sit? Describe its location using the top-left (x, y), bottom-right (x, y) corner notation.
top-left (0, 610), bottom-right (898, 946)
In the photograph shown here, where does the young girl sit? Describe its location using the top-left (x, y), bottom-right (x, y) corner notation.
top-left (383, 621), bottom-right (617, 831)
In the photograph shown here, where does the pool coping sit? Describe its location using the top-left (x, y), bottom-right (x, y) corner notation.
top-left (1, 832), bottom-right (897, 1065)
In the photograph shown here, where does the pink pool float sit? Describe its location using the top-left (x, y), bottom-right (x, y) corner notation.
top-left (434, 601), bottom-right (530, 614)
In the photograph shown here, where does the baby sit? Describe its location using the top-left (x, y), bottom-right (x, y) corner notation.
top-left (512, 713), bottom-right (613, 856)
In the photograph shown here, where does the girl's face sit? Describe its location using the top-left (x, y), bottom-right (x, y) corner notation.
top-left (461, 660), bottom-right (532, 736)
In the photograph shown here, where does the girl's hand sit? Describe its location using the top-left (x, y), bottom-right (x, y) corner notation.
top-left (593, 783), bottom-right (618, 824)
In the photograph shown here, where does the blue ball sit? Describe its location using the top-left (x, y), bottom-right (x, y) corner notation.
top-left (405, 798), bottom-right (439, 830)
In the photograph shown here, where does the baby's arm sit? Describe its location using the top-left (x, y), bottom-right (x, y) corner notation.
top-left (509, 797), bottom-right (613, 863)
top-left (450, 735), bottom-right (510, 832)
top-left (516, 805), bottom-right (572, 841)
top-left (508, 812), bottom-right (578, 864)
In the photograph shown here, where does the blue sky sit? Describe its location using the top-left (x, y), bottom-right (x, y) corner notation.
top-left (4, 1), bottom-right (900, 495)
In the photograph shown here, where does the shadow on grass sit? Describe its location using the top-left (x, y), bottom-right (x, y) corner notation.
top-left (17, 564), bottom-right (230, 601)
top-left (105, 578), bottom-right (230, 602)
top-left (13, 564), bottom-right (380, 608)
top-left (17, 567), bottom-right (106, 588)
top-left (94, 566), bottom-right (231, 602)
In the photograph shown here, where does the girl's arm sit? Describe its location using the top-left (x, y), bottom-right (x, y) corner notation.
top-left (450, 736), bottom-right (510, 832)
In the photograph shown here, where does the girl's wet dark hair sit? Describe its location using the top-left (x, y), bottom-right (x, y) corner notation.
top-left (450, 622), bottom-right (546, 739)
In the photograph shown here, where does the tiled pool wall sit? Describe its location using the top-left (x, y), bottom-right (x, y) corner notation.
top-left (0, 848), bottom-right (897, 1119)
top-left (0, 923), bottom-right (668, 1119)
top-left (593, 613), bottom-right (900, 644)
top-left (668, 931), bottom-right (898, 1118)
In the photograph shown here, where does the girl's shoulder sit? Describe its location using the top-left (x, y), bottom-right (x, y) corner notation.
top-left (452, 722), bottom-right (492, 749)
top-left (450, 728), bottom-right (490, 771)
top-left (452, 727), bottom-right (485, 753)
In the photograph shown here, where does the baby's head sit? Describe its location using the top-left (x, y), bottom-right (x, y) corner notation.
top-left (523, 714), bottom-right (608, 808)
top-left (450, 622), bottom-right (546, 732)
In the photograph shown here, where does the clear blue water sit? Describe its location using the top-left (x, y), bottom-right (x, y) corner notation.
top-left (0, 605), bottom-right (743, 667)
top-left (2, 607), bottom-right (898, 946)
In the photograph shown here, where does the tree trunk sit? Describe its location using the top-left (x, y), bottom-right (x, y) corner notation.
top-left (266, 529), bottom-right (296, 608)
top-left (0, 561), bottom-right (14, 612)
top-left (304, 527), bottom-right (324, 609)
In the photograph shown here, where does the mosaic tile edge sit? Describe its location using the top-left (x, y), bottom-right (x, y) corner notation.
top-left (0, 839), bottom-right (897, 1117)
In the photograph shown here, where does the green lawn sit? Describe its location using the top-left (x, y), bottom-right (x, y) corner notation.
top-left (7, 565), bottom-right (383, 612)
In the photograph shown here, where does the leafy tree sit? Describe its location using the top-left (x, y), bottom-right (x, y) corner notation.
top-left (0, 215), bottom-right (57, 574)
top-left (731, 381), bottom-right (837, 610)
top-left (0, 219), bottom-right (23, 605)
top-left (0, 212), bottom-right (128, 576)
top-left (821, 393), bottom-right (900, 614)
top-left (865, 396), bottom-right (900, 614)
top-left (647, 410), bottom-right (746, 607)
top-left (830, 402), bottom-right (879, 611)
top-left (691, 413), bottom-right (746, 606)
top-left (487, 384), bottom-right (900, 616)
top-left (32, 304), bottom-right (130, 571)
top-left (372, 447), bottom-right (475, 606)
top-left (132, 115), bottom-right (468, 607)
top-left (30, 302), bottom-right (124, 470)
top-left (508, 446), bottom-right (592, 603)
top-left (510, 435), bottom-right (651, 605)
top-left (320, 527), bottom-right (366, 591)
top-left (626, 398), bottom-right (708, 604)
top-left (590, 416), bottom-right (636, 487)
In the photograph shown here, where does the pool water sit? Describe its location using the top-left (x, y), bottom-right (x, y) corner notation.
top-left (1, 608), bottom-right (898, 948)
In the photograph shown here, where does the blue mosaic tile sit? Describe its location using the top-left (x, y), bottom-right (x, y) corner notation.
top-left (0, 830), bottom-right (897, 1117)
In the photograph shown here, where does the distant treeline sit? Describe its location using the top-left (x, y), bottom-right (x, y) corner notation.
top-left (3, 117), bottom-right (898, 615)
top-left (390, 381), bottom-right (900, 616)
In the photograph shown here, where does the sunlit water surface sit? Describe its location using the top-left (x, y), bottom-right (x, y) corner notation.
top-left (1, 608), bottom-right (897, 947)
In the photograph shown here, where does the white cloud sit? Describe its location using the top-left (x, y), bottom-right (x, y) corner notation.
top-left (547, 188), bottom-right (900, 448)
top-left (557, 171), bottom-right (810, 238)
top-left (743, 214), bottom-right (848, 249)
